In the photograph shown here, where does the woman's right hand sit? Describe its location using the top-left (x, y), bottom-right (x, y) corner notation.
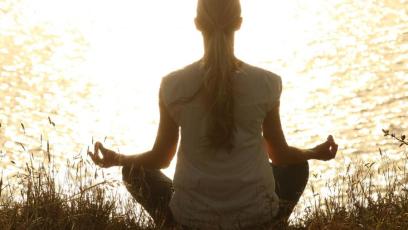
top-left (311, 135), bottom-right (338, 161)
top-left (88, 142), bottom-right (121, 168)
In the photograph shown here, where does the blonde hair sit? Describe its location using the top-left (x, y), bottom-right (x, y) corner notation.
top-left (196, 0), bottom-right (242, 149)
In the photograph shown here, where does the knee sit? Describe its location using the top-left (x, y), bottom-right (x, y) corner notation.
top-left (280, 161), bottom-right (309, 183)
top-left (272, 161), bottom-right (309, 175)
top-left (297, 161), bottom-right (309, 183)
top-left (301, 161), bottom-right (309, 174)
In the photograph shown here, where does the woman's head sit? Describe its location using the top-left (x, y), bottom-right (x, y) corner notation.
top-left (195, 0), bottom-right (242, 150)
top-left (195, 0), bottom-right (242, 35)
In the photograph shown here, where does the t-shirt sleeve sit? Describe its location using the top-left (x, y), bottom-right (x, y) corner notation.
top-left (265, 73), bottom-right (283, 112)
top-left (159, 74), bottom-right (181, 124)
top-left (159, 75), bottom-right (171, 109)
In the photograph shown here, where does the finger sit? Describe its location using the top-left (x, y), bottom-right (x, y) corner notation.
top-left (327, 135), bottom-right (335, 143)
top-left (92, 143), bottom-right (104, 164)
top-left (98, 142), bottom-right (107, 156)
top-left (322, 139), bottom-right (331, 148)
top-left (88, 150), bottom-right (101, 165)
top-left (95, 141), bottom-right (105, 154)
top-left (329, 144), bottom-right (338, 159)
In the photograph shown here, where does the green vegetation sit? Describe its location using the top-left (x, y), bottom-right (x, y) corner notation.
top-left (1, 130), bottom-right (407, 229)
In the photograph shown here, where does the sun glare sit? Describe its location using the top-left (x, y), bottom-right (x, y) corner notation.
top-left (21, 0), bottom-right (306, 81)
top-left (12, 0), bottom-right (323, 178)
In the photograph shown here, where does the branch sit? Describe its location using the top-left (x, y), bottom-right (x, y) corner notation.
top-left (383, 129), bottom-right (408, 147)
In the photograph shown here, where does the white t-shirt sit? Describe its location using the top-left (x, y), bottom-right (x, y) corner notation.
top-left (160, 61), bottom-right (282, 229)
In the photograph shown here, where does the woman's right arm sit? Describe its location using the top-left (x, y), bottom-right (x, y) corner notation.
top-left (262, 102), bottom-right (338, 166)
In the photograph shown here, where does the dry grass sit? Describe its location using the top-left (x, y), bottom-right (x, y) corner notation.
top-left (290, 130), bottom-right (408, 230)
top-left (1, 130), bottom-right (407, 230)
top-left (0, 154), bottom-right (155, 230)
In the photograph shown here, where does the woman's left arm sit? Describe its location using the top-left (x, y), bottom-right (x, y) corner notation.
top-left (88, 93), bottom-right (179, 169)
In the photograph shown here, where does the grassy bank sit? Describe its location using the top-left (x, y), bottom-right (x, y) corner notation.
top-left (290, 130), bottom-right (408, 229)
top-left (1, 131), bottom-right (407, 230)
top-left (0, 156), bottom-right (152, 229)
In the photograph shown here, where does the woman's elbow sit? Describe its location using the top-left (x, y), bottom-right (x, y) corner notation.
top-left (267, 144), bottom-right (290, 166)
top-left (151, 144), bottom-right (176, 169)
top-left (153, 149), bottom-right (174, 169)
top-left (269, 154), bottom-right (286, 166)
top-left (158, 159), bottom-right (171, 169)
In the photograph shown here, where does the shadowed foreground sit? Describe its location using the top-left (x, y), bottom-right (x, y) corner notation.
top-left (1, 130), bottom-right (407, 230)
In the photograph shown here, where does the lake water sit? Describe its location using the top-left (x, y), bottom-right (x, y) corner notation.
top-left (1, 0), bottom-right (407, 209)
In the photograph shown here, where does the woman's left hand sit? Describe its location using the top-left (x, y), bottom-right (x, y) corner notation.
top-left (311, 135), bottom-right (338, 161)
top-left (88, 142), bottom-right (120, 168)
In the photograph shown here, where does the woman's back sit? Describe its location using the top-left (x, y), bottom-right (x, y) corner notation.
top-left (88, 0), bottom-right (337, 229)
top-left (160, 61), bottom-right (282, 229)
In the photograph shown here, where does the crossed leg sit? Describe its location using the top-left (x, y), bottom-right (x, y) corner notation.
top-left (122, 161), bottom-right (309, 229)
top-left (271, 161), bottom-right (309, 227)
top-left (122, 165), bottom-right (175, 228)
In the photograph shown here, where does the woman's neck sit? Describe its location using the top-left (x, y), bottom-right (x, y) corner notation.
top-left (202, 33), bottom-right (236, 56)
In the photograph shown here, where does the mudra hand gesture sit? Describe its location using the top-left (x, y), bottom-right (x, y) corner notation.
top-left (312, 135), bottom-right (338, 161)
top-left (88, 142), bottom-right (121, 168)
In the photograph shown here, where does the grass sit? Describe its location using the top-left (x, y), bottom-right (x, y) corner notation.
top-left (289, 130), bottom-right (408, 230)
top-left (0, 154), bottom-right (154, 230)
top-left (1, 130), bottom-right (407, 230)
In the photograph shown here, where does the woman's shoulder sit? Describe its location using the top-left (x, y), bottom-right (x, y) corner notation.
top-left (162, 61), bottom-right (201, 84)
top-left (240, 62), bottom-right (282, 83)
top-left (238, 62), bottom-right (282, 94)
top-left (160, 61), bottom-right (202, 101)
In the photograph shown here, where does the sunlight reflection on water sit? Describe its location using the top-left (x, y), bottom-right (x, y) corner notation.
top-left (1, 0), bottom-right (408, 215)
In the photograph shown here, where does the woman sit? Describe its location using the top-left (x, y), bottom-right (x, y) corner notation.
top-left (88, 0), bottom-right (338, 229)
